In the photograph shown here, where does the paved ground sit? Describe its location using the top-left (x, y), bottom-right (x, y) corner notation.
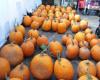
top-left (81, 15), bottom-right (99, 32)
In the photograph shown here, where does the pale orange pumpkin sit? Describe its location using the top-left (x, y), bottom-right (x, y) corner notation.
top-left (80, 20), bottom-right (88, 30)
top-left (75, 14), bottom-right (81, 22)
top-left (90, 39), bottom-right (99, 47)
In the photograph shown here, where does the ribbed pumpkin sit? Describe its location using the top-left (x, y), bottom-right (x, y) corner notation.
top-left (28, 29), bottom-right (39, 39)
top-left (31, 21), bottom-right (40, 29)
top-left (80, 20), bottom-right (88, 30)
top-left (10, 63), bottom-right (30, 80)
top-left (49, 40), bottom-right (63, 57)
top-left (77, 60), bottom-right (96, 77)
top-left (91, 44), bottom-right (100, 61)
top-left (30, 53), bottom-right (53, 79)
top-left (9, 30), bottom-right (23, 44)
top-left (54, 58), bottom-right (74, 80)
top-left (10, 78), bottom-right (22, 80)
top-left (0, 43), bottom-right (24, 66)
top-left (84, 27), bottom-right (92, 34)
top-left (78, 75), bottom-right (98, 80)
top-left (57, 20), bottom-right (66, 34)
top-left (42, 19), bottom-right (51, 31)
top-left (52, 19), bottom-right (59, 32)
top-left (16, 25), bottom-right (25, 36)
top-left (66, 41), bottom-right (79, 59)
top-left (37, 35), bottom-right (49, 47)
top-left (96, 62), bottom-right (100, 79)
top-left (21, 40), bottom-right (34, 57)
top-left (90, 39), bottom-right (99, 47)
top-left (0, 58), bottom-right (10, 80)
top-left (23, 16), bottom-right (32, 26)
top-left (74, 32), bottom-right (85, 42)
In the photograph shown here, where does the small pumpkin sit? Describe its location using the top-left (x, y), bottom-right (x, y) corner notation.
top-left (0, 58), bottom-right (10, 80)
top-left (90, 39), bottom-right (99, 47)
top-left (23, 16), bottom-right (32, 26)
top-left (66, 6), bottom-right (72, 13)
top-left (42, 19), bottom-right (51, 31)
top-left (0, 43), bottom-right (24, 66)
top-left (30, 53), bottom-right (53, 79)
top-left (78, 75), bottom-right (98, 80)
top-left (75, 14), bottom-right (81, 22)
top-left (74, 32), bottom-right (85, 42)
top-left (28, 29), bottom-right (39, 39)
top-left (9, 30), bottom-right (23, 44)
top-left (91, 44), bottom-right (100, 61)
top-left (96, 61), bottom-right (100, 79)
top-left (16, 25), bottom-right (25, 36)
top-left (84, 27), bottom-right (92, 34)
top-left (77, 60), bottom-right (96, 77)
top-left (80, 20), bottom-right (88, 30)
top-left (57, 20), bottom-right (66, 34)
top-left (66, 40), bottom-right (79, 59)
top-left (21, 40), bottom-right (35, 57)
top-left (54, 58), bottom-right (74, 80)
top-left (37, 35), bottom-right (49, 47)
top-left (10, 63), bottom-right (30, 80)
top-left (49, 40), bottom-right (63, 57)
top-left (52, 19), bottom-right (59, 32)
top-left (31, 21), bottom-right (40, 29)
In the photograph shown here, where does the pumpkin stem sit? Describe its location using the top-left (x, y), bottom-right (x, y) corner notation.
top-left (57, 51), bottom-right (61, 62)
top-left (20, 63), bottom-right (24, 70)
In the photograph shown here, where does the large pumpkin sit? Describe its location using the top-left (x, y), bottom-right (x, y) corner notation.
top-left (21, 40), bottom-right (35, 57)
top-left (66, 41), bottom-right (79, 59)
top-left (28, 29), bottom-right (39, 39)
top-left (9, 30), bottom-right (23, 44)
top-left (78, 75), bottom-right (98, 80)
top-left (23, 16), bottom-right (32, 26)
top-left (96, 62), bottom-right (100, 79)
top-left (74, 32), bottom-right (85, 42)
top-left (42, 19), bottom-right (51, 31)
top-left (49, 40), bottom-right (63, 57)
top-left (0, 43), bottom-right (24, 66)
top-left (77, 60), bottom-right (96, 77)
top-left (57, 20), bottom-right (66, 34)
top-left (30, 53), bottom-right (53, 79)
top-left (37, 35), bottom-right (49, 47)
top-left (80, 20), bottom-right (88, 30)
top-left (16, 25), bottom-right (25, 36)
top-left (52, 19), bottom-right (59, 32)
top-left (54, 58), bottom-right (74, 80)
top-left (0, 58), bottom-right (10, 80)
top-left (91, 44), bottom-right (100, 61)
top-left (10, 63), bottom-right (30, 80)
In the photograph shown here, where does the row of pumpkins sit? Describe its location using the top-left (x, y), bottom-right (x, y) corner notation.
top-left (0, 4), bottom-right (100, 80)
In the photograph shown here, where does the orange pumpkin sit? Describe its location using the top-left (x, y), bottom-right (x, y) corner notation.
top-left (90, 39), bottom-right (99, 47)
top-left (68, 13), bottom-right (75, 21)
top-left (23, 16), bottom-right (32, 26)
top-left (28, 29), bottom-right (39, 39)
top-left (21, 40), bottom-right (34, 57)
top-left (37, 35), bottom-right (49, 47)
top-left (80, 20), bottom-right (88, 30)
top-left (57, 20), bottom-right (66, 34)
top-left (54, 58), bottom-right (74, 80)
top-left (0, 43), bottom-right (24, 66)
top-left (46, 5), bottom-right (51, 12)
top-left (71, 22), bottom-right (80, 33)
top-left (91, 44), bottom-right (100, 61)
top-left (74, 32), bottom-right (85, 42)
top-left (42, 19), bottom-right (51, 31)
top-left (10, 78), bottom-right (22, 80)
top-left (27, 37), bottom-right (36, 46)
top-left (78, 75), bottom-right (98, 80)
top-left (96, 62), bottom-right (100, 79)
top-left (30, 53), bottom-right (53, 79)
top-left (77, 60), bottom-right (96, 77)
top-left (66, 6), bottom-right (72, 13)
top-left (31, 21), bottom-right (40, 29)
top-left (49, 40), bottom-right (63, 57)
top-left (79, 46), bottom-right (90, 60)
top-left (52, 19), bottom-right (59, 32)
top-left (0, 58), bottom-right (10, 80)
top-left (16, 25), bottom-right (25, 36)
top-left (10, 63), bottom-right (30, 80)
top-left (75, 14), bottom-right (81, 22)
top-left (9, 30), bottom-right (23, 44)
top-left (66, 41), bottom-right (79, 59)
top-left (84, 27), bottom-right (92, 34)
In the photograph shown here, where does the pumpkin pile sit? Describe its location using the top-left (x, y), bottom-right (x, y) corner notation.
top-left (0, 4), bottom-right (100, 80)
